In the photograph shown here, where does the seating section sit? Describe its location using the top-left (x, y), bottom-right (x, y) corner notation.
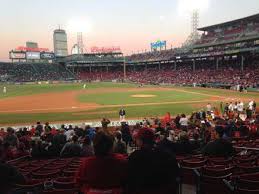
top-left (195, 22), bottom-right (259, 46)
top-left (9, 157), bottom-right (81, 194)
top-left (0, 63), bottom-right (75, 82)
top-left (77, 61), bottom-right (259, 87)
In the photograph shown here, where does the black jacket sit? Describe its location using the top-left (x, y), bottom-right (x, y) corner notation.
top-left (119, 109), bottom-right (126, 116)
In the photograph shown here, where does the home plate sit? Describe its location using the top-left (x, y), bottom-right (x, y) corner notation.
top-left (71, 106), bottom-right (78, 109)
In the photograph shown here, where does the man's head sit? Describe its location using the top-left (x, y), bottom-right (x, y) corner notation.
top-left (6, 127), bottom-right (14, 135)
top-left (93, 131), bottom-right (114, 156)
top-left (72, 135), bottom-right (78, 143)
top-left (179, 131), bottom-right (189, 142)
top-left (135, 128), bottom-right (155, 148)
top-left (215, 126), bottom-right (224, 138)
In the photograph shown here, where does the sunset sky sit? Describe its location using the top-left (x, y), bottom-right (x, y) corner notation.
top-left (0, 0), bottom-right (259, 61)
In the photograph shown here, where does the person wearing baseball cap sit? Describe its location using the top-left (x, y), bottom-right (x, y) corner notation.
top-left (127, 128), bottom-right (179, 194)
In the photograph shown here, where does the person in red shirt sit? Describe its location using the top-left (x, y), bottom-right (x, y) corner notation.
top-left (0, 128), bottom-right (7, 139)
top-left (76, 131), bottom-right (127, 193)
top-left (50, 127), bottom-right (58, 136)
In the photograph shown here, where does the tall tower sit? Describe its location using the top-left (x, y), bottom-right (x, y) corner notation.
top-left (77, 32), bottom-right (84, 54)
top-left (53, 29), bottom-right (68, 57)
top-left (183, 10), bottom-right (201, 48)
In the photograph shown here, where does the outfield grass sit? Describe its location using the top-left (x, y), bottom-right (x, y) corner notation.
top-left (0, 82), bottom-right (136, 99)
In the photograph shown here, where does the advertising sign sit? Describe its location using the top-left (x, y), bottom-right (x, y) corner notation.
top-left (91, 46), bottom-right (121, 53)
top-left (26, 52), bottom-right (40, 60)
top-left (40, 52), bottom-right (55, 59)
top-left (151, 40), bottom-right (167, 51)
top-left (16, 46), bottom-right (49, 52)
top-left (9, 51), bottom-right (26, 59)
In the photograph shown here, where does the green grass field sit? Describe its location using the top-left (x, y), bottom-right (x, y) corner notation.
top-left (0, 82), bottom-right (258, 125)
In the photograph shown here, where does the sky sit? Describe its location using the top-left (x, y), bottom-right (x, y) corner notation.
top-left (0, 0), bottom-right (259, 60)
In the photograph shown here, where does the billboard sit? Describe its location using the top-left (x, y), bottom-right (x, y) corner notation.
top-left (9, 51), bottom-right (26, 59)
top-left (16, 46), bottom-right (49, 52)
top-left (26, 52), bottom-right (40, 60)
top-left (40, 52), bottom-right (55, 59)
top-left (151, 40), bottom-right (167, 51)
top-left (91, 46), bottom-right (121, 53)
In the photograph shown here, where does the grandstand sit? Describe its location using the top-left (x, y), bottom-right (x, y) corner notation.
top-left (53, 14), bottom-right (259, 89)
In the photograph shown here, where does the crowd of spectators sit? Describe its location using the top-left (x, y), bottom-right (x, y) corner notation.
top-left (0, 63), bottom-right (75, 82)
top-left (76, 60), bottom-right (259, 88)
top-left (0, 99), bottom-right (258, 193)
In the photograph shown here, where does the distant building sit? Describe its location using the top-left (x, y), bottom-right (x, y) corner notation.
top-left (53, 29), bottom-right (68, 57)
top-left (26, 41), bottom-right (38, 49)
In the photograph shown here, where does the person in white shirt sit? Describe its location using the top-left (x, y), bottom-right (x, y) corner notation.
top-left (3, 86), bottom-right (6, 94)
top-left (64, 126), bottom-right (75, 141)
top-left (83, 84), bottom-right (86, 89)
top-left (228, 102), bottom-right (234, 112)
top-left (248, 100), bottom-right (254, 111)
top-left (233, 102), bottom-right (238, 112)
top-left (206, 103), bottom-right (212, 114)
top-left (179, 114), bottom-right (188, 127)
top-left (237, 101), bottom-right (244, 113)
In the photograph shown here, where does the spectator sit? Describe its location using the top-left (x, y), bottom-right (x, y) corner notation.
top-left (51, 128), bottom-right (67, 156)
top-left (179, 114), bottom-right (188, 130)
top-left (0, 162), bottom-right (26, 194)
top-left (202, 126), bottom-right (235, 157)
top-left (127, 128), bottom-right (179, 194)
top-left (101, 118), bottom-right (111, 132)
top-left (35, 121), bottom-right (43, 134)
top-left (120, 123), bottom-right (131, 147)
top-left (81, 136), bottom-right (94, 157)
top-left (114, 132), bottom-right (127, 154)
top-left (173, 131), bottom-right (195, 155)
top-left (76, 131), bottom-right (127, 192)
top-left (85, 125), bottom-right (96, 141)
top-left (155, 122), bottom-right (165, 134)
top-left (60, 135), bottom-right (82, 157)
top-left (64, 125), bottom-right (75, 141)
top-left (4, 127), bottom-right (18, 147)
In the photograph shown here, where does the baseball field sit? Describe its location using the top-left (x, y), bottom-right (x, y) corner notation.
top-left (0, 82), bottom-right (258, 126)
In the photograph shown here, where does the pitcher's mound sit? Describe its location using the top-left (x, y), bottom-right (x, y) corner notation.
top-left (131, 94), bottom-right (157, 98)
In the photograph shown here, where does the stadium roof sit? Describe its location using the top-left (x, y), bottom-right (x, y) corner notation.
top-left (198, 13), bottom-right (259, 31)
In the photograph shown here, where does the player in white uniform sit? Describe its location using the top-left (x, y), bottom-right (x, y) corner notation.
top-left (83, 84), bottom-right (86, 89)
top-left (3, 86), bottom-right (6, 94)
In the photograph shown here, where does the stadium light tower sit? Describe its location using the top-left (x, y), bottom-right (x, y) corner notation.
top-left (183, 9), bottom-right (201, 48)
top-left (77, 32), bottom-right (84, 54)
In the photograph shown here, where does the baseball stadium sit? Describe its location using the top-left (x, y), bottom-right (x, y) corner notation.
top-left (1, 1), bottom-right (259, 194)
top-left (1, 13), bottom-right (259, 126)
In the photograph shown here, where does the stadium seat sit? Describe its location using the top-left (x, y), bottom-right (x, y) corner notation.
top-left (32, 170), bottom-right (61, 179)
top-left (180, 159), bottom-right (207, 184)
top-left (42, 189), bottom-right (79, 194)
top-left (194, 168), bottom-right (232, 194)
